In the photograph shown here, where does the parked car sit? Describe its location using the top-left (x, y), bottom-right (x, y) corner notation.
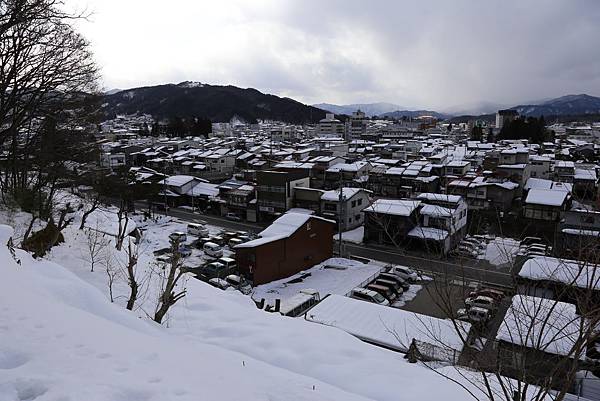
top-left (465, 295), bottom-right (497, 311)
top-left (228, 238), bottom-right (243, 248)
top-left (225, 213), bottom-right (241, 221)
top-left (350, 288), bottom-right (390, 306)
top-left (169, 231), bottom-right (187, 243)
top-left (203, 242), bottom-right (223, 258)
top-left (388, 265), bottom-right (418, 282)
top-left (194, 237), bottom-right (213, 248)
top-left (224, 274), bottom-right (252, 294)
top-left (379, 272), bottom-right (410, 291)
top-left (451, 244), bottom-right (480, 258)
top-left (217, 257), bottom-right (237, 270)
top-left (208, 278), bottom-right (230, 290)
top-left (178, 245), bottom-right (192, 257)
top-left (461, 238), bottom-right (485, 249)
top-left (188, 223), bottom-right (209, 237)
top-left (468, 288), bottom-right (504, 302)
top-left (366, 283), bottom-right (396, 302)
top-left (373, 278), bottom-right (404, 297)
top-left (198, 261), bottom-right (228, 279)
top-left (222, 231), bottom-right (238, 241)
top-left (520, 236), bottom-right (543, 246)
top-left (237, 235), bottom-right (251, 243)
top-left (457, 306), bottom-right (491, 323)
top-left (209, 235), bottom-right (226, 246)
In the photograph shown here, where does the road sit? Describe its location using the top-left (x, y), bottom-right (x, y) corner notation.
top-left (339, 242), bottom-right (513, 288)
top-left (130, 201), bottom-right (513, 288)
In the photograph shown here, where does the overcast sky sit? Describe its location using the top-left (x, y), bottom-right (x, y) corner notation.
top-left (68, 0), bottom-right (600, 111)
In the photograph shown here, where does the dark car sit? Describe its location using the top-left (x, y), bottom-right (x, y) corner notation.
top-left (379, 272), bottom-right (410, 291)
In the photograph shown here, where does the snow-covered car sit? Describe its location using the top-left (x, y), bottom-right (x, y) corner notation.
top-left (468, 288), bottom-right (504, 302)
top-left (224, 274), bottom-right (252, 294)
top-left (228, 238), bottom-right (243, 248)
top-left (465, 295), bottom-right (497, 311)
top-left (373, 278), bottom-right (404, 297)
top-left (388, 265), bottom-right (418, 282)
top-left (208, 278), bottom-right (231, 290)
top-left (520, 236), bottom-right (543, 246)
top-left (457, 307), bottom-right (491, 323)
top-left (178, 245), bottom-right (192, 257)
top-left (203, 242), bottom-right (223, 258)
top-left (187, 223), bottom-right (209, 237)
top-left (366, 283), bottom-right (396, 302)
top-left (169, 231), bottom-right (187, 243)
top-left (350, 288), bottom-right (390, 306)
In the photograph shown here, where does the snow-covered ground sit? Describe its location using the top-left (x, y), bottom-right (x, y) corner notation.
top-left (333, 225), bottom-right (364, 244)
top-left (252, 257), bottom-right (385, 305)
top-left (479, 237), bottom-right (520, 268)
top-left (0, 193), bottom-right (591, 401)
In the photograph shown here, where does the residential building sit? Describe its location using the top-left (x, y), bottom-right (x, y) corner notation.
top-left (320, 187), bottom-right (372, 231)
top-left (256, 170), bottom-right (310, 220)
top-left (234, 213), bottom-right (335, 285)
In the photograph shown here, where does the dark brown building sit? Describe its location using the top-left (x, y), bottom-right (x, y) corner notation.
top-left (234, 213), bottom-right (334, 285)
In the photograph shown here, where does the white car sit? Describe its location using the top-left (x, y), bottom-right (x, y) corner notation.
top-left (224, 275), bottom-right (252, 294)
top-left (457, 307), bottom-right (490, 323)
top-left (208, 278), bottom-right (231, 290)
top-left (187, 223), bottom-right (209, 237)
top-left (465, 295), bottom-right (497, 311)
top-left (203, 242), bottom-right (223, 258)
top-left (388, 265), bottom-right (418, 282)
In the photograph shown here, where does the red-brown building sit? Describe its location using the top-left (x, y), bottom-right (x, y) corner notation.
top-left (234, 213), bottom-right (335, 285)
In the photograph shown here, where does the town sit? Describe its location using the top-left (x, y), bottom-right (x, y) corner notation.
top-left (2, 1), bottom-right (600, 401)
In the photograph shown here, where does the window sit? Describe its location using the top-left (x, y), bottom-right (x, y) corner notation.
top-left (351, 200), bottom-right (357, 208)
top-left (357, 198), bottom-right (363, 206)
top-left (355, 215), bottom-right (361, 221)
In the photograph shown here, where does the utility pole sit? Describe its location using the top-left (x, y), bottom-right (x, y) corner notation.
top-left (338, 169), bottom-right (344, 257)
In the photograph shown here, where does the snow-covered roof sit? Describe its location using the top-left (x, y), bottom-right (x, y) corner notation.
top-left (518, 256), bottom-right (600, 290)
top-left (496, 295), bottom-right (583, 358)
top-left (364, 199), bottom-right (421, 217)
top-left (525, 189), bottom-right (569, 206)
top-left (186, 182), bottom-right (219, 197)
top-left (416, 193), bottom-right (462, 204)
top-left (159, 175), bottom-right (196, 187)
top-left (235, 213), bottom-right (334, 249)
top-left (326, 161), bottom-right (370, 173)
top-left (420, 204), bottom-right (454, 218)
top-left (407, 226), bottom-right (449, 241)
top-left (524, 178), bottom-right (572, 193)
top-left (321, 187), bottom-right (367, 202)
top-left (306, 295), bottom-right (470, 354)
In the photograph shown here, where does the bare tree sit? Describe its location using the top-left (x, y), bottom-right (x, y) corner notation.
top-left (82, 225), bottom-right (108, 272)
top-left (103, 246), bottom-right (117, 303)
top-left (153, 238), bottom-right (187, 324)
top-left (412, 248), bottom-right (600, 401)
top-left (79, 195), bottom-right (101, 230)
top-left (115, 204), bottom-right (129, 251)
top-left (122, 238), bottom-right (139, 311)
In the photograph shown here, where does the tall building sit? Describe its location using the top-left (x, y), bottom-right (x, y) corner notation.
top-left (317, 113), bottom-right (345, 137)
top-left (495, 109), bottom-right (518, 129)
top-left (346, 109), bottom-right (367, 140)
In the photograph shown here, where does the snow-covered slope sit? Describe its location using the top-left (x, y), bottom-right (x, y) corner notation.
top-left (0, 225), bottom-right (370, 401)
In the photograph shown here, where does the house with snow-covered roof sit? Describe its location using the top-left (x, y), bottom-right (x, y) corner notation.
top-left (234, 212), bottom-right (335, 285)
top-left (363, 199), bottom-right (421, 246)
top-left (319, 187), bottom-right (372, 231)
top-left (495, 294), bottom-right (587, 389)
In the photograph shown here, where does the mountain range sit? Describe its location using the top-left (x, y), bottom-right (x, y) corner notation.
top-left (102, 82), bottom-right (600, 124)
top-left (102, 82), bottom-right (326, 124)
top-left (312, 102), bottom-right (402, 117)
top-left (510, 94), bottom-right (600, 117)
